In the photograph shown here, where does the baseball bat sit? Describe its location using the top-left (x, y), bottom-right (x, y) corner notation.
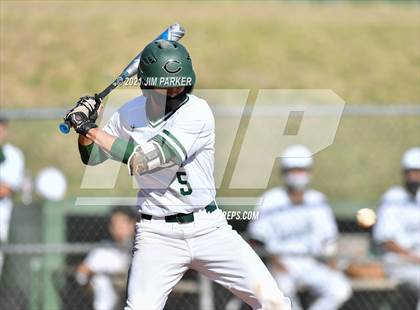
top-left (59, 23), bottom-right (185, 134)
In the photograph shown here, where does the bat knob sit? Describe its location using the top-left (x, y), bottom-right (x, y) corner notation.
top-left (59, 121), bottom-right (71, 134)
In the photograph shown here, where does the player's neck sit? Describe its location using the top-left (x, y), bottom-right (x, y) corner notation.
top-left (146, 93), bottom-right (188, 123)
top-left (146, 97), bottom-right (165, 122)
top-left (287, 189), bottom-right (304, 205)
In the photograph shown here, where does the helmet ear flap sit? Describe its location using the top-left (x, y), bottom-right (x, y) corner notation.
top-left (185, 85), bottom-right (194, 94)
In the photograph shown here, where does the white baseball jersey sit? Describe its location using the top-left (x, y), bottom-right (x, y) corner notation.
top-left (103, 94), bottom-right (216, 216)
top-left (248, 187), bottom-right (338, 267)
top-left (85, 243), bottom-right (130, 274)
top-left (373, 186), bottom-right (420, 259)
top-left (0, 143), bottom-right (24, 275)
top-left (248, 188), bottom-right (351, 310)
top-left (0, 143), bottom-right (24, 193)
top-left (0, 143), bottom-right (25, 242)
top-left (84, 243), bottom-right (131, 310)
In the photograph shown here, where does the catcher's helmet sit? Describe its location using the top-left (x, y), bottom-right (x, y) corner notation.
top-left (281, 145), bottom-right (313, 170)
top-left (138, 40), bottom-right (195, 88)
top-left (35, 167), bottom-right (67, 201)
top-left (401, 147), bottom-right (420, 170)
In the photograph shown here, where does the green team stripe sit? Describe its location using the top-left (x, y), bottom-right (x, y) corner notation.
top-left (152, 141), bottom-right (166, 163)
top-left (160, 131), bottom-right (186, 163)
top-left (152, 134), bottom-right (183, 164)
top-left (162, 129), bottom-right (187, 158)
top-left (152, 135), bottom-right (173, 162)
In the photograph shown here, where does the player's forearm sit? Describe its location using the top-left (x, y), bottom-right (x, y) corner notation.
top-left (78, 142), bottom-right (108, 166)
top-left (85, 128), bottom-right (116, 152)
top-left (383, 240), bottom-right (410, 255)
top-left (77, 132), bottom-right (108, 165)
top-left (0, 183), bottom-right (13, 198)
top-left (80, 127), bottom-right (180, 172)
top-left (269, 255), bottom-right (287, 272)
top-left (383, 241), bottom-right (420, 262)
top-left (78, 134), bottom-right (93, 146)
top-left (86, 128), bottom-right (135, 164)
top-left (75, 263), bottom-right (92, 286)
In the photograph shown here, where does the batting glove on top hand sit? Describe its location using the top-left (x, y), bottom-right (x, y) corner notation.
top-left (64, 95), bottom-right (102, 136)
top-left (67, 95), bottom-right (101, 122)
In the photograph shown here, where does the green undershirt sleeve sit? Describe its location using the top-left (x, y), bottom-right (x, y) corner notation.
top-left (78, 142), bottom-right (109, 166)
top-left (109, 137), bottom-right (136, 164)
top-left (79, 138), bottom-right (135, 166)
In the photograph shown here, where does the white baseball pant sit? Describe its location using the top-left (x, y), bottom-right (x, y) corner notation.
top-left (124, 208), bottom-right (291, 310)
top-left (273, 260), bottom-right (351, 310)
top-left (386, 261), bottom-right (420, 310)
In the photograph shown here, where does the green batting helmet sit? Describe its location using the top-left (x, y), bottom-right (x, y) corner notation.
top-left (138, 40), bottom-right (196, 88)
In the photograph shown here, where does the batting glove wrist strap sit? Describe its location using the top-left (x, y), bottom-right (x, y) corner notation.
top-left (76, 121), bottom-right (98, 136)
top-left (65, 109), bottom-right (98, 136)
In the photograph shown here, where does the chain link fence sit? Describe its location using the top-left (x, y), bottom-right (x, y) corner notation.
top-left (0, 105), bottom-right (419, 309)
top-left (0, 201), bottom-right (419, 310)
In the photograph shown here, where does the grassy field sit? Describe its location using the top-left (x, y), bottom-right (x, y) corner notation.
top-left (6, 110), bottom-right (419, 209)
top-left (1, 2), bottom-right (419, 106)
top-left (1, 1), bottom-right (419, 212)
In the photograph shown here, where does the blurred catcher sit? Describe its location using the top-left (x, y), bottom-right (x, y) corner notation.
top-left (76, 206), bottom-right (136, 310)
top-left (248, 145), bottom-right (352, 310)
top-left (373, 147), bottom-right (420, 308)
top-left (64, 40), bottom-right (291, 309)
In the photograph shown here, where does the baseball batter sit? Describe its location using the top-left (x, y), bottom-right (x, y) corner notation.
top-left (248, 145), bottom-right (351, 310)
top-left (65, 40), bottom-right (291, 310)
top-left (373, 147), bottom-right (420, 308)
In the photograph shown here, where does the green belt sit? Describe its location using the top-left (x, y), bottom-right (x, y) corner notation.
top-left (141, 201), bottom-right (217, 224)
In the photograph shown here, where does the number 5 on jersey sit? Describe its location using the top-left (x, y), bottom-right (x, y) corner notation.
top-left (176, 170), bottom-right (192, 196)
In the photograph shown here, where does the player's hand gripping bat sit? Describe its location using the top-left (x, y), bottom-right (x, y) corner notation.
top-left (59, 23), bottom-right (185, 134)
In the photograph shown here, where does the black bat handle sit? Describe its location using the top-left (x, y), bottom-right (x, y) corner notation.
top-left (96, 82), bottom-right (117, 100)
